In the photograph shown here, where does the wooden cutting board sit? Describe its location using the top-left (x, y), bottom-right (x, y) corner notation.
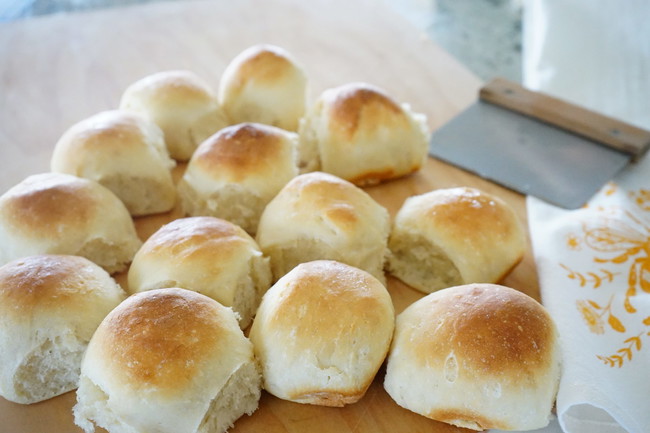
top-left (0, 1), bottom-right (539, 432)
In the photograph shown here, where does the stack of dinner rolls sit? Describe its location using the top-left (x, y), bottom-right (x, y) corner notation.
top-left (0, 43), bottom-right (562, 433)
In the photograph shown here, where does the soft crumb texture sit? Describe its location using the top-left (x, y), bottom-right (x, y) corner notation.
top-left (0, 173), bottom-right (142, 274)
top-left (255, 172), bottom-right (390, 283)
top-left (197, 361), bottom-right (261, 433)
top-left (386, 187), bottom-right (526, 293)
top-left (219, 44), bottom-right (307, 132)
top-left (75, 237), bottom-right (141, 275)
top-left (51, 110), bottom-right (176, 216)
top-left (384, 284), bottom-right (561, 431)
top-left (128, 217), bottom-right (272, 329)
top-left (179, 182), bottom-right (266, 235)
top-left (74, 360), bottom-right (261, 433)
top-left (0, 255), bottom-right (125, 404)
top-left (387, 232), bottom-right (461, 290)
top-left (178, 123), bottom-right (299, 235)
top-left (120, 70), bottom-right (228, 161)
top-left (99, 174), bottom-right (176, 216)
top-left (250, 260), bottom-right (394, 407)
top-left (73, 288), bottom-right (261, 433)
top-left (297, 82), bottom-right (429, 185)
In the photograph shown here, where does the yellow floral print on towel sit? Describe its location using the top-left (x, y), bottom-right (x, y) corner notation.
top-left (559, 183), bottom-right (650, 368)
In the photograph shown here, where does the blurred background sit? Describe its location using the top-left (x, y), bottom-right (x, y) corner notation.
top-left (1, 0), bottom-right (647, 129)
top-left (0, 0), bottom-right (524, 83)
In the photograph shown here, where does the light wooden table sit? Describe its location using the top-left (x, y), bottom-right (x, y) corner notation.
top-left (0, 1), bottom-right (539, 432)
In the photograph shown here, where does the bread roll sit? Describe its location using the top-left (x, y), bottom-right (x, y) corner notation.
top-left (73, 288), bottom-right (261, 433)
top-left (219, 44), bottom-right (307, 131)
top-left (51, 110), bottom-right (176, 216)
top-left (249, 260), bottom-right (394, 406)
top-left (387, 187), bottom-right (526, 293)
top-left (178, 122), bottom-right (299, 235)
top-left (0, 173), bottom-right (142, 273)
top-left (384, 283), bottom-right (561, 431)
top-left (0, 255), bottom-right (125, 404)
top-left (298, 82), bottom-right (429, 185)
top-left (128, 216), bottom-right (272, 328)
top-left (120, 70), bottom-right (228, 161)
top-left (255, 172), bottom-right (390, 283)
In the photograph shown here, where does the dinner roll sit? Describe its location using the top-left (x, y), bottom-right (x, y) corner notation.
top-left (51, 110), bottom-right (176, 216)
top-left (298, 82), bottom-right (429, 185)
top-left (120, 70), bottom-right (228, 161)
top-left (249, 260), bottom-right (394, 406)
top-left (128, 216), bottom-right (272, 328)
top-left (387, 187), bottom-right (526, 293)
top-left (219, 44), bottom-right (307, 131)
top-left (384, 284), bottom-right (561, 431)
top-left (255, 172), bottom-right (390, 283)
top-left (0, 255), bottom-right (125, 404)
top-left (74, 288), bottom-right (261, 433)
top-left (0, 173), bottom-right (142, 273)
top-left (178, 123), bottom-right (299, 235)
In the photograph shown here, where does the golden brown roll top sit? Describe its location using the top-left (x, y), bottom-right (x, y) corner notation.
top-left (384, 283), bottom-right (561, 431)
top-left (255, 171), bottom-right (390, 283)
top-left (298, 82), bottom-right (429, 185)
top-left (88, 289), bottom-right (237, 394)
top-left (0, 255), bottom-right (125, 404)
top-left (0, 173), bottom-right (141, 273)
top-left (74, 288), bottom-right (261, 433)
top-left (219, 44), bottom-right (308, 131)
top-left (249, 260), bottom-right (394, 406)
top-left (120, 70), bottom-right (228, 160)
top-left (178, 122), bottom-right (299, 234)
top-left (387, 186), bottom-right (526, 293)
top-left (128, 216), bottom-right (272, 328)
top-left (51, 110), bottom-right (176, 216)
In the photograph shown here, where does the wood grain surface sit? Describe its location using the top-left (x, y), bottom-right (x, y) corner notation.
top-left (0, 1), bottom-right (538, 432)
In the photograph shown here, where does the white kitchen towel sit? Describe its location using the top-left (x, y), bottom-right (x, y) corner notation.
top-left (524, 1), bottom-right (650, 433)
top-left (528, 162), bottom-right (650, 433)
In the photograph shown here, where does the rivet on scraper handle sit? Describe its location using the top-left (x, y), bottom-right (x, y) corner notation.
top-left (480, 78), bottom-right (650, 162)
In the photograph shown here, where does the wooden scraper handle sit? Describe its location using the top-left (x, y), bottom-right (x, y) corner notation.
top-left (479, 77), bottom-right (650, 161)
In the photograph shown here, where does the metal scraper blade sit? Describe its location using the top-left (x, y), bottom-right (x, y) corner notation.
top-left (428, 101), bottom-right (632, 209)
